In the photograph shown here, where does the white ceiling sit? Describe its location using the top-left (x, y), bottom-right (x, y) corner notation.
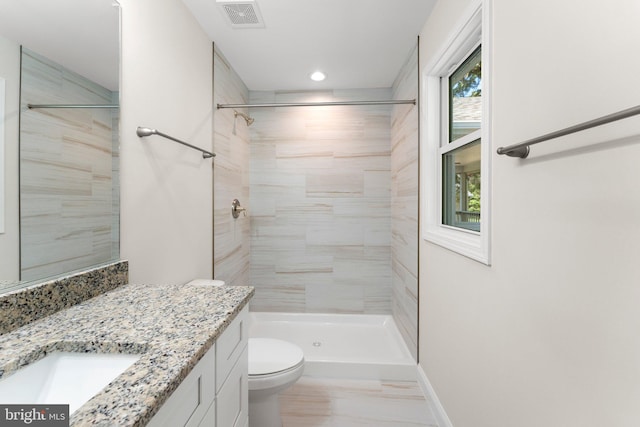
top-left (0, 0), bottom-right (120, 91)
top-left (0, 0), bottom-right (434, 93)
top-left (182, 0), bottom-right (436, 91)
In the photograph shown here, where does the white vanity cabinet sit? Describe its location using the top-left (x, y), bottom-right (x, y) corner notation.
top-left (147, 306), bottom-right (249, 427)
top-left (146, 344), bottom-right (216, 427)
top-left (213, 306), bottom-right (249, 427)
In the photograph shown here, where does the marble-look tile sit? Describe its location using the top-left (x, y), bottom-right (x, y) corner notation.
top-left (213, 46), bottom-right (251, 286)
top-left (249, 88), bottom-right (394, 314)
top-left (20, 49), bottom-right (118, 281)
top-left (390, 45), bottom-right (419, 360)
top-left (305, 282), bottom-right (365, 313)
top-left (365, 171), bottom-right (393, 197)
top-left (222, 56), bottom-right (418, 357)
top-left (249, 283), bottom-right (306, 312)
top-left (280, 377), bottom-right (439, 427)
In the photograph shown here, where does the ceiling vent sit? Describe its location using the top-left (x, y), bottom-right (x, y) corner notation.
top-left (216, 0), bottom-right (265, 29)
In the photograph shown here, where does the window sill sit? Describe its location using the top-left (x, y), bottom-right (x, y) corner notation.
top-left (423, 224), bottom-right (489, 265)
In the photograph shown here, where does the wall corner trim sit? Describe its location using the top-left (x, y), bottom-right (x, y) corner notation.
top-left (417, 363), bottom-right (454, 427)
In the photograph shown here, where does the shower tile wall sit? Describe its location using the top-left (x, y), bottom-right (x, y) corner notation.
top-left (391, 46), bottom-right (419, 360)
top-left (249, 89), bottom-right (393, 313)
top-left (212, 45), bottom-right (418, 358)
top-left (20, 49), bottom-right (117, 281)
top-left (212, 45), bottom-right (251, 285)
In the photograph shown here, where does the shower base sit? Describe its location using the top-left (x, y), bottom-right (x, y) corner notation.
top-left (248, 312), bottom-right (416, 381)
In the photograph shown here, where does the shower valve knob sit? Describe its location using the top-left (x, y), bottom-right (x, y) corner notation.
top-left (231, 199), bottom-right (247, 218)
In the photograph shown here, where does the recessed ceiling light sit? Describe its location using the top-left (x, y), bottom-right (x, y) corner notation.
top-left (310, 71), bottom-right (326, 82)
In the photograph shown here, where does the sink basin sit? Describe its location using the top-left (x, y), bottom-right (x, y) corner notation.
top-left (0, 352), bottom-right (140, 413)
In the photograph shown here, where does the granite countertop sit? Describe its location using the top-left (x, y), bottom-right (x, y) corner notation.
top-left (0, 282), bottom-right (254, 426)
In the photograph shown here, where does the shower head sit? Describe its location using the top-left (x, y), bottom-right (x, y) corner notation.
top-left (234, 110), bottom-right (254, 126)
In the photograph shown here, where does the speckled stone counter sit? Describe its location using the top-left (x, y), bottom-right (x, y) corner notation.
top-left (0, 282), bottom-right (254, 426)
top-left (0, 261), bottom-right (129, 334)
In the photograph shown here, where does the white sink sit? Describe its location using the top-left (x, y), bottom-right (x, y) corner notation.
top-left (0, 352), bottom-right (140, 414)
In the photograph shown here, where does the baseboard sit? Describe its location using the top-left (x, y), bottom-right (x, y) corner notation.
top-left (416, 363), bottom-right (454, 427)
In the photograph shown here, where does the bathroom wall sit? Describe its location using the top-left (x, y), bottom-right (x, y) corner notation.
top-left (212, 46), bottom-right (251, 286)
top-left (418, 0), bottom-right (640, 426)
top-left (20, 49), bottom-right (117, 281)
top-left (119, 0), bottom-right (214, 284)
top-left (249, 89), bottom-right (393, 313)
top-left (0, 35), bottom-right (20, 282)
top-left (391, 45), bottom-right (419, 361)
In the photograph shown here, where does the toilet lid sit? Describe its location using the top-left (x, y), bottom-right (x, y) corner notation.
top-left (248, 338), bottom-right (304, 376)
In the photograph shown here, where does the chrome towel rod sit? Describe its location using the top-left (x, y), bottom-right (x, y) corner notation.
top-left (497, 104), bottom-right (640, 159)
top-left (28, 104), bottom-right (119, 109)
top-left (217, 99), bottom-right (416, 109)
top-left (136, 127), bottom-right (215, 159)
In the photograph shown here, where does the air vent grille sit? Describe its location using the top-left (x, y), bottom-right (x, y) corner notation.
top-left (223, 4), bottom-right (259, 25)
top-left (217, 0), bottom-right (265, 29)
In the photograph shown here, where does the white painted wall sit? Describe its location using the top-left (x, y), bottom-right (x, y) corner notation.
top-left (119, 0), bottom-right (213, 284)
top-left (419, 1), bottom-right (640, 426)
top-left (0, 36), bottom-right (20, 282)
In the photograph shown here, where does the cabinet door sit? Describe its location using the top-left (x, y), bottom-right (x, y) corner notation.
top-left (216, 346), bottom-right (248, 427)
top-left (198, 399), bottom-right (216, 427)
top-left (216, 307), bottom-right (248, 392)
top-left (147, 345), bottom-right (216, 427)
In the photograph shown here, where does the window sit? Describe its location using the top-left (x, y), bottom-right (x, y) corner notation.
top-left (442, 45), bottom-right (482, 232)
top-left (421, 0), bottom-right (490, 264)
top-left (442, 139), bottom-right (481, 232)
top-left (449, 46), bottom-right (482, 143)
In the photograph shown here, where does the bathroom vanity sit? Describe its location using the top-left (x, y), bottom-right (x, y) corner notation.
top-left (0, 281), bottom-right (253, 426)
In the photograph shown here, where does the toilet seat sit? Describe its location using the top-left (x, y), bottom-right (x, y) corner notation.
top-left (248, 338), bottom-right (304, 376)
top-left (248, 338), bottom-right (305, 392)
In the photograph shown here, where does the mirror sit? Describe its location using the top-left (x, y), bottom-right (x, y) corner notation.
top-left (0, 0), bottom-right (120, 293)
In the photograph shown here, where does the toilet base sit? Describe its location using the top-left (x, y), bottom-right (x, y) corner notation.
top-left (249, 392), bottom-right (283, 427)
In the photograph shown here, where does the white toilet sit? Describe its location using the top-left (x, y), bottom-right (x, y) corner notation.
top-left (248, 337), bottom-right (305, 427)
top-left (186, 279), bottom-right (305, 426)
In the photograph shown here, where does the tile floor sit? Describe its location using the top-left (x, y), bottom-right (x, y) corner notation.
top-left (279, 377), bottom-right (439, 427)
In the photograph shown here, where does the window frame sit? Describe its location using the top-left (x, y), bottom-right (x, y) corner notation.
top-left (421, 0), bottom-right (491, 264)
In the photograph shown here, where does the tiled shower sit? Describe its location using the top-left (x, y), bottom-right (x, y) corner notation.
top-left (213, 45), bottom-right (419, 360)
top-left (19, 49), bottom-right (119, 282)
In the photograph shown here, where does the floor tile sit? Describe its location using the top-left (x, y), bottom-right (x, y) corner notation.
top-left (280, 377), bottom-right (439, 427)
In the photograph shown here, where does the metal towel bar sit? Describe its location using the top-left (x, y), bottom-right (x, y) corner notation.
top-left (497, 104), bottom-right (640, 158)
top-left (136, 127), bottom-right (215, 159)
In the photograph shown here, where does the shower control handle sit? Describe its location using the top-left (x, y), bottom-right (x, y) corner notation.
top-left (231, 199), bottom-right (247, 218)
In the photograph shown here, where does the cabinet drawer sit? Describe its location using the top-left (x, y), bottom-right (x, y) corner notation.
top-left (216, 346), bottom-right (248, 427)
top-left (216, 306), bottom-right (248, 392)
top-left (147, 345), bottom-right (216, 427)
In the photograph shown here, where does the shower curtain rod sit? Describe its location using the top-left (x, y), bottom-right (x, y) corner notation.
top-left (27, 104), bottom-right (119, 109)
top-left (217, 99), bottom-right (416, 109)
